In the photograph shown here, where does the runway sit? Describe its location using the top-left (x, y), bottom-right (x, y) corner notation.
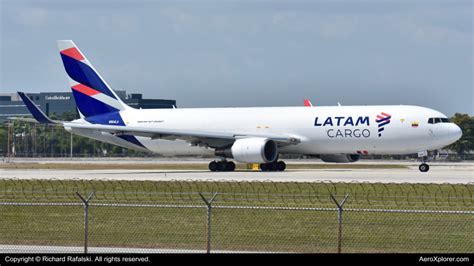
top-left (1, 159), bottom-right (472, 184)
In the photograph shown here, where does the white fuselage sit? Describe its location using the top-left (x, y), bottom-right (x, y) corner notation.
top-left (69, 105), bottom-right (462, 156)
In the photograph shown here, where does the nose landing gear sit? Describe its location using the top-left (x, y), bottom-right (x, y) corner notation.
top-left (417, 151), bottom-right (431, 172)
top-left (418, 163), bottom-right (430, 172)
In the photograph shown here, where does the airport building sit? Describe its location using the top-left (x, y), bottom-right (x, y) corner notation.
top-left (0, 90), bottom-right (176, 122)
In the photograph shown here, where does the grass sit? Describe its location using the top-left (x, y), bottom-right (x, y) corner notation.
top-left (0, 162), bottom-right (409, 170)
top-left (0, 180), bottom-right (472, 253)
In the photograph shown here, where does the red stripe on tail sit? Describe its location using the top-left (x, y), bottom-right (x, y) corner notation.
top-left (72, 84), bottom-right (100, 96)
top-left (60, 47), bottom-right (85, 61)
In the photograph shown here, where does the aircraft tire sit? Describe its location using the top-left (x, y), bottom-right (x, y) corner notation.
top-left (226, 161), bottom-right (236, 171)
top-left (277, 161), bottom-right (286, 171)
top-left (419, 163), bottom-right (429, 172)
top-left (209, 161), bottom-right (218, 172)
top-left (217, 161), bottom-right (227, 172)
top-left (269, 162), bottom-right (278, 171)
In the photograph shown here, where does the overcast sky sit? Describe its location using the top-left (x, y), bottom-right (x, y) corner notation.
top-left (1, 0), bottom-right (472, 116)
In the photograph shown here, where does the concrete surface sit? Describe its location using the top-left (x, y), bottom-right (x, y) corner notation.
top-left (1, 159), bottom-right (472, 184)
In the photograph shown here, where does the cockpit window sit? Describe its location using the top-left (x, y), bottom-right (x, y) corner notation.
top-left (428, 117), bottom-right (450, 124)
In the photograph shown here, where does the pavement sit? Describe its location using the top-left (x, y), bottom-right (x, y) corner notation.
top-left (1, 159), bottom-right (472, 184)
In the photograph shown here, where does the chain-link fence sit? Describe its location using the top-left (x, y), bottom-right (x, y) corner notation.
top-left (0, 179), bottom-right (472, 253)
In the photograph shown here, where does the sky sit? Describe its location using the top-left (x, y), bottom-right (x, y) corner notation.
top-left (1, 0), bottom-right (472, 116)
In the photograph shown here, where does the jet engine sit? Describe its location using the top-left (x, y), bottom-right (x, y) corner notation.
top-left (319, 154), bottom-right (361, 163)
top-left (215, 138), bottom-right (278, 163)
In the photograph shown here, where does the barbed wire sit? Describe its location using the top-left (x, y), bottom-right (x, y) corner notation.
top-left (0, 178), bottom-right (472, 208)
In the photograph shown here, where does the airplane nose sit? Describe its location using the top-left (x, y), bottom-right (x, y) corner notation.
top-left (452, 124), bottom-right (462, 141)
top-left (438, 123), bottom-right (463, 146)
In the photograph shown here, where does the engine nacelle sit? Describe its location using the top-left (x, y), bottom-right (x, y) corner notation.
top-left (320, 154), bottom-right (361, 163)
top-left (215, 138), bottom-right (278, 163)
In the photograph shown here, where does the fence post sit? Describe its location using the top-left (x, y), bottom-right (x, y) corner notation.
top-left (330, 194), bottom-right (349, 254)
top-left (199, 192), bottom-right (218, 254)
top-left (76, 192), bottom-right (95, 254)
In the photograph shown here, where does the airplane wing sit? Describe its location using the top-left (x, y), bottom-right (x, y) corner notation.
top-left (63, 122), bottom-right (301, 147)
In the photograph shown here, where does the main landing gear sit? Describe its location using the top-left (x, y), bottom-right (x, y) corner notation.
top-left (208, 160), bottom-right (287, 172)
top-left (209, 160), bottom-right (236, 172)
top-left (260, 161), bottom-right (286, 172)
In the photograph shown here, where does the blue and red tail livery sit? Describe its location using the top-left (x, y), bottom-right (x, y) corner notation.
top-left (57, 40), bottom-right (129, 122)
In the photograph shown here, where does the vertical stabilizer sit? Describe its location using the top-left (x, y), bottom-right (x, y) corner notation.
top-left (57, 40), bottom-right (129, 119)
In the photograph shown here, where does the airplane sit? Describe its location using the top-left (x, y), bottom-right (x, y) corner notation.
top-left (17, 40), bottom-right (462, 172)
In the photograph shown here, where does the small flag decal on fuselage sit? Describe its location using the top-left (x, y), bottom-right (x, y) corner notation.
top-left (376, 112), bottom-right (391, 137)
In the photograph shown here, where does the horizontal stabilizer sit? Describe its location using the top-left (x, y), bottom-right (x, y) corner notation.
top-left (17, 92), bottom-right (57, 124)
